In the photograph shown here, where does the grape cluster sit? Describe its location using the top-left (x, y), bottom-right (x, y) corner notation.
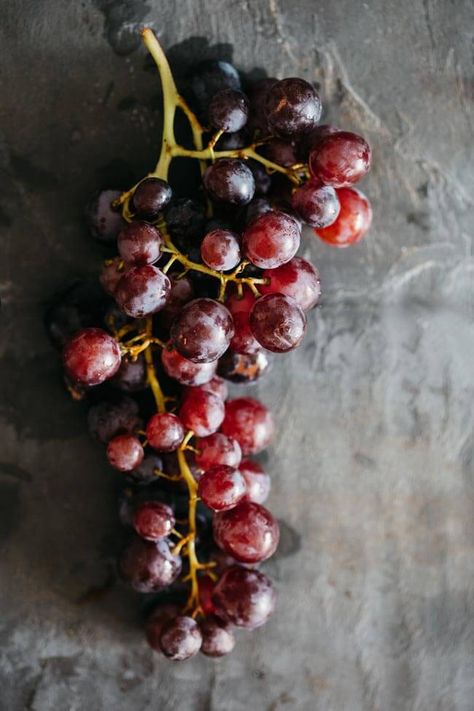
top-left (48, 29), bottom-right (372, 661)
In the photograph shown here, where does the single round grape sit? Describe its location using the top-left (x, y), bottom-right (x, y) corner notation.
top-left (309, 131), bottom-right (371, 187)
top-left (204, 159), bottom-right (255, 206)
top-left (198, 575), bottom-right (216, 616)
top-left (240, 459), bottom-right (270, 504)
top-left (164, 198), bottom-right (206, 241)
top-left (160, 615), bottom-right (202, 661)
top-left (100, 257), bottom-right (124, 296)
top-left (291, 181), bottom-right (340, 228)
top-left (265, 78), bottom-right (321, 136)
top-left (131, 177), bottom-right (172, 219)
top-left (212, 565), bottom-right (276, 628)
top-left (209, 88), bottom-right (249, 133)
top-left (213, 501), bottom-right (279, 563)
top-left (111, 354), bottom-right (147, 392)
top-left (315, 187), bottom-right (372, 247)
top-left (88, 396), bottom-right (141, 443)
top-left (220, 397), bottom-right (274, 455)
top-left (200, 229), bottom-right (241, 271)
top-left (114, 265), bottom-right (171, 318)
top-left (250, 293), bottom-right (306, 353)
top-left (85, 189), bottom-right (126, 243)
top-left (130, 452), bottom-right (163, 483)
top-left (247, 77), bottom-right (277, 135)
top-left (133, 501), bottom-right (175, 541)
top-left (189, 59), bottom-right (241, 121)
top-left (198, 464), bottom-right (247, 511)
top-left (106, 433), bottom-right (144, 471)
top-left (264, 138), bottom-right (298, 167)
top-left (218, 351), bottom-right (271, 383)
top-left (63, 327), bottom-right (121, 386)
top-left (260, 257), bottom-right (321, 311)
top-left (196, 433), bottom-right (242, 472)
top-left (186, 376), bottom-right (228, 401)
top-left (225, 289), bottom-right (260, 355)
top-left (179, 389), bottom-right (225, 437)
top-left (242, 210), bottom-right (301, 269)
top-left (200, 616), bottom-right (235, 657)
top-left (171, 298), bottom-right (234, 364)
top-left (117, 221), bottom-right (162, 266)
top-left (146, 603), bottom-right (180, 653)
top-left (118, 537), bottom-right (182, 593)
top-left (158, 276), bottom-right (194, 329)
top-left (161, 344), bottom-right (217, 386)
top-left (248, 161), bottom-right (271, 196)
top-left (146, 412), bottom-right (185, 453)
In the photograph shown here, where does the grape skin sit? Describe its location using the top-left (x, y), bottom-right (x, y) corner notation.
top-left (118, 537), bottom-right (182, 593)
top-left (242, 210), bottom-right (301, 269)
top-left (179, 389), bottom-right (225, 437)
top-left (198, 464), bottom-right (247, 511)
top-left (146, 412), bottom-right (185, 452)
top-left (212, 565), bottom-right (276, 628)
top-left (265, 77), bottom-right (322, 136)
top-left (204, 159), bottom-right (255, 206)
top-left (249, 293), bottom-right (307, 353)
top-left (107, 433), bottom-right (144, 471)
top-left (213, 501), bottom-right (280, 563)
top-left (63, 327), bottom-right (121, 387)
top-left (133, 501), bottom-right (175, 541)
top-left (114, 265), bottom-right (171, 318)
top-left (220, 397), bottom-right (274, 454)
top-left (171, 298), bottom-right (234, 364)
top-left (315, 187), bottom-right (372, 247)
top-left (160, 615), bottom-right (202, 661)
top-left (161, 344), bottom-right (217, 386)
top-left (260, 257), bottom-right (321, 311)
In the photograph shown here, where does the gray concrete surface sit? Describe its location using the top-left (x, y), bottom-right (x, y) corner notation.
top-left (1, 1), bottom-right (474, 709)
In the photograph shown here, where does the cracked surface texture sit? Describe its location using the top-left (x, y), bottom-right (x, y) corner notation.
top-left (1, 1), bottom-right (473, 709)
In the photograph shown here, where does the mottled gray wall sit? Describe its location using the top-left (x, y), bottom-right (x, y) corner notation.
top-left (1, 1), bottom-right (473, 710)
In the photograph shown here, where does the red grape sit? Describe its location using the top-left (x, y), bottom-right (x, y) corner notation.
top-left (117, 221), bottom-right (163, 266)
top-left (265, 78), bottom-right (321, 136)
top-left (63, 327), bottom-right (121, 386)
top-left (161, 344), bottom-right (217, 386)
top-left (291, 181), bottom-right (340, 228)
top-left (260, 256), bottom-right (321, 311)
top-left (198, 575), bottom-right (216, 615)
top-left (118, 537), bottom-right (182, 593)
top-left (309, 131), bottom-right (371, 187)
top-left (171, 298), bottom-right (234, 364)
top-left (200, 616), bottom-right (235, 657)
top-left (179, 389), bottom-right (225, 437)
top-left (250, 293), bottom-right (306, 353)
top-left (85, 189), bottom-right (126, 243)
top-left (158, 276), bottom-right (194, 329)
top-left (198, 464), bottom-right (247, 511)
top-left (114, 265), bottom-right (171, 318)
top-left (221, 397), bottom-right (274, 454)
top-left (196, 433), bottom-right (242, 471)
top-left (133, 501), bottom-right (175, 541)
top-left (240, 459), bottom-right (270, 504)
top-left (160, 615), bottom-right (202, 661)
top-left (200, 229), bottom-right (241, 271)
top-left (218, 350), bottom-right (271, 383)
top-left (264, 138), bottom-right (298, 167)
top-left (242, 210), bottom-right (300, 269)
top-left (315, 187), bottom-right (372, 247)
top-left (146, 603), bottom-right (180, 653)
top-left (106, 433), bottom-right (144, 471)
top-left (213, 501), bottom-right (279, 563)
top-left (186, 376), bottom-right (228, 401)
top-left (132, 177), bottom-right (172, 219)
top-left (209, 89), bottom-right (249, 132)
top-left (212, 565), bottom-right (276, 628)
top-left (204, 159), bottom-right (255, 205)
top-left (146, 412), bottom-right (185, 452)
top-left (226, 289), bottom-right (260, 355)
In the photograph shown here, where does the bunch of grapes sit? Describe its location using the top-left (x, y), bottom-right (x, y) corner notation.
top-left (47, 29), bottom-right (372, 661)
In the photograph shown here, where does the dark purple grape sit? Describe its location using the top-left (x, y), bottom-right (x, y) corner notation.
top-left (130, 452), bottom-right (163, 483)
top-left (131, 178), bottom-right (172, 219)
top-left (250, 293), bottom-right (306, 353)
top-left (242, 210), bottom-right (301, 269)
top-left (107, 433), bottom-right (144, 471)
top-left (212, 565), bottom-right (276, 628)
top-left (248, 161), bottom-right (271, 196)
top-left (263, 138), bottom-right (298, 167)
top-left (218, 351), bottom-right (271, 383)
top-left (189, 60), bottom-right (241, 121)
top-left (100, 258), bottom-right (124, 296)
top-left (45, 281), bottom-right (111, 350)
top-left (114, 265), bottom-right (171, 318)
top-left (63, 327), bottom-right (121, 386)
top-left (209, 89), bottom-right (249, 133)
top-left (213, 501), bottom-right (280, 563)
top-left (118, 537), bottom-right (182, 593)
top-left (309, 131), bottom-right (371, 187)
top-left (200, 616), bottom-right (235, 657)
top-left (215, 129), bottom-right (249, 151)
top-left (204, 159), bottom-right (255, 206)
top-left (87, 396), bottom-right (141, 443)
top-left (117, 221), bottom-right (163, 266)
top-left (111, 354), bottom-right (147, 392)
top-left (164, 198), bottom-right (206, 241)
top-left (160, 615), bottom-right (202, 661)
top-left (260, 256), bottom-right (321, 311)
top-left (171, 298), bottom-right (234, 364)
top-left (265, 78), bottom-right (321, 136)
top-left (85, 189), bottom-right (126, 244)
top-left (200, 229), bottom-right (241, 271)
top-left (247, 77), bottom-right (277, 135)
top-left (291, 181), bottom-right (340, 228)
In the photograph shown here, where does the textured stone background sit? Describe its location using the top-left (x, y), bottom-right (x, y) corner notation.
top-left (1, 1), bottom-right (474, 709)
